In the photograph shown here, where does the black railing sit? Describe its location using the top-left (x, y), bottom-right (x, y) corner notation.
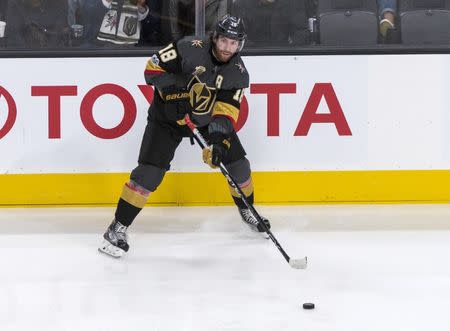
top-left (1, 44), bottom-right (450, 58)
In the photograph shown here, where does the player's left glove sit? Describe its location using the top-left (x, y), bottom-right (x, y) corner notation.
top-left (202, 132), bottom-right (230, 168)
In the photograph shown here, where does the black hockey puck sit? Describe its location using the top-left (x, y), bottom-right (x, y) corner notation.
top-left (302, 303), bottom-right (315, 310)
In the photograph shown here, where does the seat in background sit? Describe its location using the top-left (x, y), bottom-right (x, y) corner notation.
top-left (318, 0), bottom-right (378, 45)
top-left (399, 0), bottom-right (450, 44)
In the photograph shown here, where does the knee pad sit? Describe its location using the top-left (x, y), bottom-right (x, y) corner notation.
top-left (130, 164), bottom-right (167, 192)
top-left (226, 157), bottom-right (251, 183)
top-left (226, 158), bottom-right (253, 198)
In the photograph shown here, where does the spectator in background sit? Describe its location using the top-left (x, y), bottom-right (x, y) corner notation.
top-left (231, 0), bottom-right (309, 47)
top-left (72, 0), bottom-right (109, 46)
top-left (0, 1), bottom-right (7, 19)
top-left (68, 0), bottom-right (159, 47)
top-left (6, 0), bottom-right (69, 48)
top-left (67, 0), bottom-right (86, 46)
top-left (306, 0), bottom-right (317, 18)
top-left (168, 0), bottom-right (227, 41)
top-left (96, 0), bottom-right (149, 45)
top-left (68, 0), bottom-right (83, 27)
top-left (0, 1), bottom-right (6, 47)
top-left (138, 0), bottom-right (162, 46)
top-left (378, 0), bottom-right (397, 40)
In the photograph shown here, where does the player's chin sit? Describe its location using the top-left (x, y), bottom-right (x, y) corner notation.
top-left (218, 52), bottom-right (233, 62)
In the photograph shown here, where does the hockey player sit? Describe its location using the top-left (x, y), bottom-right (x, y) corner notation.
top-left (99, 14), bottom-right (271, 258)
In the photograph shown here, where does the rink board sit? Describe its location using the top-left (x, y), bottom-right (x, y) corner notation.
top-left (1, 54), bottom-right (450, 205)
top-left (0, 170), bottom-right (450, 206)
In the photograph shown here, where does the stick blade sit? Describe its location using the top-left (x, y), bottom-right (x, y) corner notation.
top-left (289, 256), bottom-right (308, 269)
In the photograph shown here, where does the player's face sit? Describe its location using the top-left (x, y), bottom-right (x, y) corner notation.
top-left (214, 35), bottom-right (240, 62)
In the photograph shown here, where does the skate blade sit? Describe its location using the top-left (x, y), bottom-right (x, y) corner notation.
top-left (98, 239), bottom-right (126, 258)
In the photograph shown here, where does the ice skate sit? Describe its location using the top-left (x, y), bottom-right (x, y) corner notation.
top-left (238, 207), bottom-right (271, 234)
top-left (98, 219), bottom-right (129, 258)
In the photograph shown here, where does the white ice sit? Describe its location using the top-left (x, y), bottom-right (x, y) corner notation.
top-left (1, 204), bottom-right (450, 331)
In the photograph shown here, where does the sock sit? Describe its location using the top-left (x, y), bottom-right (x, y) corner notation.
top-left (229, 176), bottom-right (254, 209)
top-left (114, 181), bottom-right (150, 227)
top-left (232, 192), bottom-right (254, 209)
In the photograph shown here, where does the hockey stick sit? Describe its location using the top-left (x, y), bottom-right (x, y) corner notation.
top-left (184, 115), bottom-right (307, 269)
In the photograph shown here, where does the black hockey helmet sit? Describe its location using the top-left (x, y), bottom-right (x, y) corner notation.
top-left (213, 14), bottom-right (247, 52)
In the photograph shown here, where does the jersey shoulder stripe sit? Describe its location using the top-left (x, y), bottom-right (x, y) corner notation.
top-left (144, 54), bottom-right (165, 76)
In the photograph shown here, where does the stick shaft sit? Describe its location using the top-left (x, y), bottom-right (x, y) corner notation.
top-left (185, 115), bottom-right (293, 264)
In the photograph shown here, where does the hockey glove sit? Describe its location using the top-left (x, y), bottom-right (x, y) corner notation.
top-left (163, 95), bottom-right (193, 121)
top-left (202, 132), bottom-right (231, 168)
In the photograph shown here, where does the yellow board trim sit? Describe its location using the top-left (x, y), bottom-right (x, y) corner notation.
top-left (0, 170), bottom-right (450, 206)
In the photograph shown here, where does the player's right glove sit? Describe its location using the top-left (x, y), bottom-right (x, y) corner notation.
top-left (202, 132), bottom-right (230, 168)
top-left (160, 86), bottom-right (193, 121)
top-left (162, 99), bottom-right (191, 121)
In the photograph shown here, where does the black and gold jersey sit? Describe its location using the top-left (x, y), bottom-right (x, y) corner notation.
top-left (144, 36), bottom-right (249, 128)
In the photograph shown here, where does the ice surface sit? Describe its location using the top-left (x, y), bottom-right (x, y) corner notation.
top-left (1, 204), bottom-right (450, 331)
